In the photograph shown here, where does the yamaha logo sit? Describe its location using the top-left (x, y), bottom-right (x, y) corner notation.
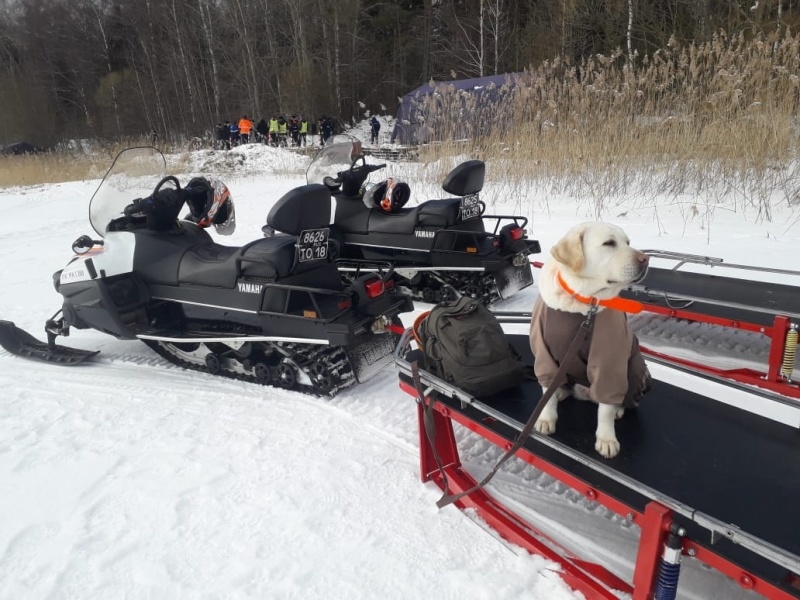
top-left (414, 230), bottom-right (435, 238)
top-left (237, 282), bottom-right (263, 294)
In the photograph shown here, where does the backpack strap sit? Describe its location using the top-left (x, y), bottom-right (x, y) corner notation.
top-left (412, 311), bottom-right (431, 350)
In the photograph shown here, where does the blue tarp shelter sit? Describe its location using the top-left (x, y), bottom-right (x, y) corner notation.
top-left (390, 72), bottom-right (526, 145)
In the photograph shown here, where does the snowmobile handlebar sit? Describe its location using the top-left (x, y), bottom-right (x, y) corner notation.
top-left (329, 162), bottom-right (387, 197)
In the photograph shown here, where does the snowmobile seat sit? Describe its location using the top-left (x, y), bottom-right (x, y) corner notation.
top-left (417, 199), bottom-right (462, 228)
top-left (367, 207), bottom-right (420, 234)
top-left (238, 236), bottom-right (297, 279)
top-left (442, 160), bottom-right (485, 196)
top-left (178, 237), bottom-right (297, 288)
top-left (178, 243), bottom-right (241, 288)
top-left (366, 198), bottom-right (464, 234)
top-left (267, 183), bottom-right (331, 234)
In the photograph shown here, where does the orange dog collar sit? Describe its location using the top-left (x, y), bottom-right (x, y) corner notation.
top-left (556, 271), bottom-right (643, 314)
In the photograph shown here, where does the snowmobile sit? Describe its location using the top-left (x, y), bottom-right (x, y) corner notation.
top-left (0, 147), bottom-right (413, 395)
top-left (303, 139), bottom-right (541, 305)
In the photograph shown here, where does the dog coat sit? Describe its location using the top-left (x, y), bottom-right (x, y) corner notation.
top-left (529, 297), bottom-right (650, 407)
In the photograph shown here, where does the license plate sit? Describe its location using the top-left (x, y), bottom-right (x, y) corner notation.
top-left (495, 263), bottom-right (534, 299)
top-left (459, 194), bottom-right (482, 221)
top-left (296, 228), bottom-right (330, 263)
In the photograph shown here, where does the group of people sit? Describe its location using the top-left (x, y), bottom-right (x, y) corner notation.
top-left (214, 115), bottom-right (337, 149)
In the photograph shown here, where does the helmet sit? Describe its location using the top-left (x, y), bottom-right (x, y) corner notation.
top-left (361, 177), bottom-right (410, 212)
top-left (185, 176), bottom-right (236, 235)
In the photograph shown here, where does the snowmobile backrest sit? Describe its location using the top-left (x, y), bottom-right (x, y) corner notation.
top-left (442, 160), bottom-right (485, 196)
top-left (267, 184), bottom-right (332, 235)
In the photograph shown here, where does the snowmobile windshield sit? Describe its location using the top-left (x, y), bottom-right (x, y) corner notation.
top-left (89, 147), bottom-right (167, 237)
top-left (306, 137), bottom-right (362, 185)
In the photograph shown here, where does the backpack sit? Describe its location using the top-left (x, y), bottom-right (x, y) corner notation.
top-left (415, 296), bottom-right (526, 397)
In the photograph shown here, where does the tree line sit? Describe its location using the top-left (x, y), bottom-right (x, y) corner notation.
top-left (0, 0), bottom-right (796, 147)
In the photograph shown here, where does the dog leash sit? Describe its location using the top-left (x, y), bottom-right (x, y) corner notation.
top-left (412, 304), bottom-right (599, 510)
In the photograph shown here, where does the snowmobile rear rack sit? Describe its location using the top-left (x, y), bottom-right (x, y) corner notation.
top-left (394, 327), bottom-right (800, 599)
top-left (531, 252), bottom-right (800, 401)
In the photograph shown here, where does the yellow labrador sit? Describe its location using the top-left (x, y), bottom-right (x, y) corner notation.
top-left (529, 222), bottom-right (651, 458)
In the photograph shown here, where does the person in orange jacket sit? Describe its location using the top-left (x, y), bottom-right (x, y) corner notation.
top-left (238, 115), bottom-right (254, 144)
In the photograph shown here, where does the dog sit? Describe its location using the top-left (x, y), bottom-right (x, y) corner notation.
top-left (529, 222), bottom-right (651, 458)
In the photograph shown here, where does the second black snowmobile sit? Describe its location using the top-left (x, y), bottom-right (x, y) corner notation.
top-left (304, 140), bottom-right (541, 305)
top-left (0, 147), bottom-right (413, 395)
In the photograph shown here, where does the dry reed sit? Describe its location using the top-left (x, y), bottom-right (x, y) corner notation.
top-left (411, 28), bottom-right (800, 224)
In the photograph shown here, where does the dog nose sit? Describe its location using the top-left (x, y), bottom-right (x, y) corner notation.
top-left (636, 252), bottom-right (649, 265)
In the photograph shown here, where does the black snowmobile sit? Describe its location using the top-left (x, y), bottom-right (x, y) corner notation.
top-left (0, 147), bottom-right (413, 395)
top-left (304, 140), bottom-right (541, 305)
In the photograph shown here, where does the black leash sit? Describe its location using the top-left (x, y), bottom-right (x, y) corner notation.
top-left (412, 360), bottom-right (452, 497)
top-left (413, 304), bottom-right (598, 510)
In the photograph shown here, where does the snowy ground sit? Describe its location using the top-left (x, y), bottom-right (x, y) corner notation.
top-left (2, 144), bottom-right (799, 599)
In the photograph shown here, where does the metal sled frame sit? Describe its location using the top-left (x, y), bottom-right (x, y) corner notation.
top-left (394, 328), bottom-right (800, 600)
top-left (531, 252), bottom-right (800, 402)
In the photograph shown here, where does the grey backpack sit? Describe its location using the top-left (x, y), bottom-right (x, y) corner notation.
top-left (417, 296), bottom-right (526, 397)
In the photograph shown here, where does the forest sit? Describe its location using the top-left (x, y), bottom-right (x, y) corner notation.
top-left (0, 0), bottom-right (798, 147)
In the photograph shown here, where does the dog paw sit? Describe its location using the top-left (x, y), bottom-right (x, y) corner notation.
top-left (572, 384), bottom-right (592, 401)
top-left (614, 406), bottom-right (625, 420)
top-left (534, 417), bottom-right (557, 436)
top-left (595, 436), bottom-right (620, 458)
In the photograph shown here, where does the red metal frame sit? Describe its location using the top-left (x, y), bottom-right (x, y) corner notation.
top-left (401, 380), bottom-right (799, 600)
top-left (530, 261), bottom-right (800, 401)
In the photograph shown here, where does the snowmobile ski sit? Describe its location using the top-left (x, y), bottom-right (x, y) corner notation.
top-left (0, 320), bottom-right (98, 365)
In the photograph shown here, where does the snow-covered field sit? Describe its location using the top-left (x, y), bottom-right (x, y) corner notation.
top-left (2, 143), bottom-right (798, 599)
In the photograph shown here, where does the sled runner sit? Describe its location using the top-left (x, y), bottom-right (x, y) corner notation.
top-left (530, 252), bottom-right (800, 402)
top-left (394, 325), bottom-right (800, 599)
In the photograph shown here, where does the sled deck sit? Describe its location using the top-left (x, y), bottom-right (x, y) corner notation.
top-left (395, 327), bottom-right (800, 600)
top-left (0, 320), bottom-right (98, 365)
top-left (531, 252), bottom-right (800, 402)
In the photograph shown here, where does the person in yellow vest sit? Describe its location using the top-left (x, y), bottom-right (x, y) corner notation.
top-left (299, 116), bottom-right (308, 147)
top-left (238, 115), bottom-right (253, 144)
top-left (277, 115), bottom-right (288, 147)
top-left (268, 115), bottom-right (279, 146)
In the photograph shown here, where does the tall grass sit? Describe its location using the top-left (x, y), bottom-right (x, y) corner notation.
top-left (412, 29), bottom-right (800, 224)
top-left (0, 137), bottom-right (183, 188)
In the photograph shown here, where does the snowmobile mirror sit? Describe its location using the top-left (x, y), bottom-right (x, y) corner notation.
top-left (72, 234), bottom-right (100, 254)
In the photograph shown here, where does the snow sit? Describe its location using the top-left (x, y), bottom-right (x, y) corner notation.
top-left (2, 145), bottom-right (799, 599)
top-left (342, 114), bottom-right (396, 147)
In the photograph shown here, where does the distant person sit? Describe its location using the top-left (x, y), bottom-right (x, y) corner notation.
top-left (255, 118), bottom-right (268, 144)
top-left (299, 116), bottom-right (308, 147)
top-left (288, 115), bottom-right (300, 147)
top-left (221, 120), bottom-right (231, 149)
top-left (238, 115), bottom-right (253, 144)
top-left (370, 116), bottom-right (381, 144)
top-left (277, 115), bottom-right (288, 147)
top-left (214, 123), bottom-right (226, 149)
top-left (229, 121), bottom-right (240, 146)
top-left (269, 115), bottom-right (279, 146)
top-left (321, 116), bottom-right (334, 146)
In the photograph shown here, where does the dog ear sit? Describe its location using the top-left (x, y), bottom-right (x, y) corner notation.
top-left (550, 225), bottom-right (585, 272)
